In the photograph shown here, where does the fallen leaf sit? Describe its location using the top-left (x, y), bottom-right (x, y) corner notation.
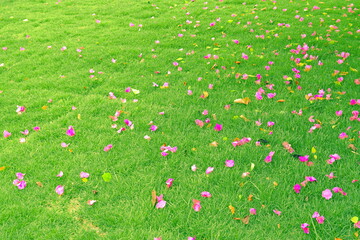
top-left (151, 190), bottom-right (157, 206)
top-left (348, 144), bottom-right (357, 151)
top-left (277, 99), bottom-right (285, 102)
top-left (234, 97), bottom-right (251, 105)
top-left (36, 182), bottom-right (43, 187)
top-left (41, 106), bottom-right (48, 110)
top-left (240, 115), bottom-right (250, 121)
top-left (0, 166), bottom-right (6, 171)
top-left (241, 216), bottom-right (250, 224)
top-left (248, 194), bottom-right (253, 201)
top-left (209, 141), bottom-right (218, 147)
top-left (229, 205), bottom-right (235, 215)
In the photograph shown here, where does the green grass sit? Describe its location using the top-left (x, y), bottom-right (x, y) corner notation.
top-left (0, 0), bottom-right (359, 239)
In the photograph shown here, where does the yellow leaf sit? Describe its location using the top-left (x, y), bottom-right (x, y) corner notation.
top-left (250, 163), bottom-right (255, 171)
top-left (314, 155), bottom-right (317, 159)
top-left (273, 181), bottom-right (278, 187)
top-left (229, 205), bottom-right (235, 215)
top-left (82, 178), bottom-right (88, 183)
top-left (209, 141), bottom-right (218, 147)
top-left (234, 97), bottom-right (251, 105)
top-left (351, 216), bottom-right (359, 223)
top-left (41, 106), bottom-right (48, 110)
top-left (201, 91), bottom-right (209, 98)
top-left (176, 58), bottom-right (183, 61)
top-left (277, 99), bottom-right (285, 102)
top-left (77, 114), bottom-right (81, 120)
top-left (0, 166), bottom-right (6, 171)
top-left (350, 67), bottom-right (358, 72)
top-left (248, 194), bottom-right (253, 201)
top-left (311, 147), bottom-right (316, 153)
top-left (151, 190), bottom-right (157, 206)
top-left (240, 115), bottom-right (250, 122)
top-left (132, 88), bottom-right (140, 94)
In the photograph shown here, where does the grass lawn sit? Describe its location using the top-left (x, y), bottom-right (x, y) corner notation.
top-left (0, 0), bottom-right (359, 239)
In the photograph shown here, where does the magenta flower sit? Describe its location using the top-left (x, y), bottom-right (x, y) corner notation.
top-left (225, 160), bottom-right (234, 167)
top-left (165, 178), bottom-right (174, 188)
top-left (201, 191), bottom-right (212, 198)
top-left (21, 129), bottom-right (29, 135)
top-left (293, 184), bottom-right (301, 193)
top-left (150, 125), bottom-right (158, 131)
top-left (80, 172), bottom-right (90, 178)
top-left (214, 124), bottom-right (223, 131)
top-left (55, 185), bottom-right (64, 195)
top-left (66, 126), bottom-right (75, 137)
top-left (33, 126), bottom-right (40, 131)
top-left (17, 180), bottom-right (27, 189)
top-left (249, 208), bottom-right (257, 215)
top-left (301, 223), bottom-right (310, 234)
top-left (192, 199), bottom-right (201, 212)
top-left (264, 151), bottom-right (275, 163)
top-left (267, 121), bottom-right (275, 127)
top-left (155, 194), bottom-right (166, 209)
top-left (3, 130), bottom-right (11, 138)
top-left (103, 144), bottom-right (113, 152)
top-left (338, 132), bottom-right (348, 139)
top-left (273, 209), bottom-right (282, 216)
top-left (56, 171), bottom-right (64, 177)
top-left (16, 172), bottom-right (25, 180)
top-left (205, 167), bottom-right (214, 174)
top-left (298, 155), bottom-right (309, 162)
top-left (322, 189), bottom-right (332, 200)
top-left (16, 105), bottom-right (26, 114)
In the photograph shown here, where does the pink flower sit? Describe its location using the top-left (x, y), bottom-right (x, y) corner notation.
top-left (192, 199), bottom-right (201, 211)
top-left (293, 184), bottom-right (302, 193)
top-left (205, 167), bottom-right (214, 174)
top-left (195, 119), bottom-right (204, 128)
top-left (305, 176), bottom-right (317, 182)
top-left (273, 209), bottom-right (281, 216)
top-left (156, 200), bottom-right (167, 209)
top-left (249, 208), bottom-right (257, 215)
top-left (61, 142), bottom-right (69, 148)
top-left (233, 39), bottom-right (239, 44)
top-left (225, 160), bottom-right (234, 167)
top-left (55, 185), bottom-right (64, 195)
top-left (16, 105), bottom-right (26, 114)
top-left (299, 155), bottom-right (309, 162)
top-left (264, 151), bottom-right (275, 163)
top-left (21, 129), bottom-right (29, 135)
top-left (150, 125), bottom-right (158, 131)
top-left (338, 132), bottom-right (348, 139)
top-left (267, 121), bottom-right (275, 127)
top-left (267, 93), bottom-right (276, 99)
top-left (33, 126), bottom-right (40, 131)
top-left (201, 191), bottom-right (212, 198)
top-left (165, 178), bottom-right (174, 188)
top-left (103, 144), bottom-right (113, 152)
top-left (57, 171), bottom-right (64, 177)
top-left (16, 172), bottom-right (25, 180)
top-left (322, 189), bottom-right (332, 200)
top-left (80, 172), bottom-right (90, 178)
top-left (325, 172), bottom-right (336, 179)
top-left (316, 216), bottom-right (325, 224)
top-left (214, 124), bottom-right (223, 131)
top-left (66, 126), bottom-right (75, 137)
top-left (3, 130), bottom-right (11, 138)
top-left (301, 223), bottom-right (310, 234)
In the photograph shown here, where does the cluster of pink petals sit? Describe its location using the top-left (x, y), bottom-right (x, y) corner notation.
top-left (298, 155), bottom-right (309, 162)
top-left (322, 187), bottom-right (347, 200)
top-left (273, 209), bottom-right (281, 216)
top-left (3, 130), bottom-right (11, 138)
top-left (160, 145), bottom-right (177, 156)
top-left (205, 167), bottom-right (214, 174)
top-left (332, 187), bottom-right (347, 196)
top-left (213, 123), bottom-right (223, 131)
top-left (301, 223), bottom-right (310, 234)
top-left (308, 123), bottom-right (321, 133)
top-left (192, 199), bottom-right (201, 212)
top-left (201, 191), bottom-right (211, 198)
top-left (103, 144), bottom-right (113, 152)
top-left (326, 153), bottom-right (341, 164)
top-left (225, 159), bottom-right (234, 167)
top-left (16, 105), bottom-right (26, 114)
top-left (155, 194), bottom-right (166, 209)
top-left (249, 208), bottom-right (257, 215)
top-left (255, 87), bottom-right (275, 100)
top-left (165, 178), bottom-right (173, 188)
top-left (55, 185), bottom-right (64, 195)
top-left (338, 132), bottom-right (348, 139)
top-left (264, 151), bottom-right (275, 163)
top-left (231, 137), bottom-right (251, 147)
top-left (349, 99), bottom-right (360, 105)
top-left (80, 172), bottom-right (90, 178)
top-left (294, 176), bottom-right (317, 193)
top-left (349, 111), bottom-right (360, 121)
top-left (66, 126), bottom-right (75, 137)
top-left (13, 172), bottom-right (26, 189)
top-left (149, 125), bottom-right (158, 131)
top-left (312, 212), bottom-right (325, 224)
